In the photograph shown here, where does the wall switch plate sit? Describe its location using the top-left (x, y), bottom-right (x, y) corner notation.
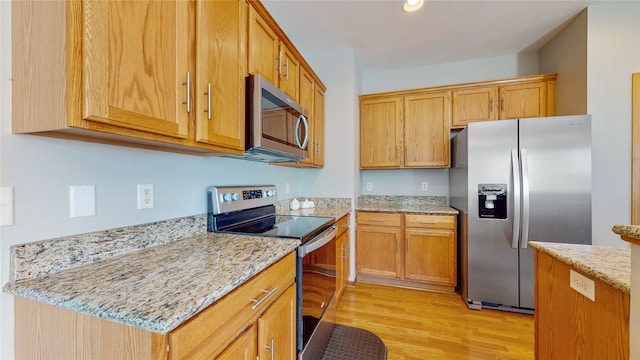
top-left (421, 182), bottom-right (429, 191)
top-left (570, 269), bottom-right (595, 301)
top-left (0, 186), bottom-right (14, 226)
top-left (69, 185), bottom-right (96, 218)
top-left (137, 184), bottom-right (154, 210)
top-left (366, 182), bottom-right (373, 191)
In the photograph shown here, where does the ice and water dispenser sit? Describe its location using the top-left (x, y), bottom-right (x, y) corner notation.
top-left (478, 184), bottom-right (507, 219)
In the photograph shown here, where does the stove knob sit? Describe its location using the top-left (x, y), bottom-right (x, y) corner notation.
top-left (223, 193), bottom-right (232, 202)
top-left (232, 193), bottom-right (240, 201)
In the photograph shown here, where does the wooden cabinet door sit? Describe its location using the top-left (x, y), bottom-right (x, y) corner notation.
top-left (83, 1), bottom-right (190, 139)
top-left (404, 91), bottom-right (451, 168)
top-left (499, 81), bottom-right (547, 120)
top-left (313, 86), bottom-right (326, 167)
top-left (257, 284), bottom-right (296, 360)
top-left (451, 86), bottom-right (498, 128)
top-left (360, 97), bottom-right (403, 168)
top-left (356, 225), bottom-right (402, 278)
top-left (279, 44), bottom-right (300, 101)
top-left (217, 324), bottom-right (257, 360)
top-left (336, 231), bottom-right (350, 300)
top-left (248, 6), bottom-right (279, 85)
top-left (404, 228), bottom-right (456, 285)
top-left (194, 0), bottom-right (245, 151)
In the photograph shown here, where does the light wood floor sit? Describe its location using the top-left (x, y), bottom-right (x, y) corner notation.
top-left (335, 283), bottom-right (534, 360)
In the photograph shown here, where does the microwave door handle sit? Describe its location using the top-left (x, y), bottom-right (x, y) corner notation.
top-left (295, 115), bottom-right (310, 150)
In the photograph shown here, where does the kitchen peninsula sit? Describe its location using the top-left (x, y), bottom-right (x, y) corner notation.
top-left (531, 241), bottom-right (630, 360)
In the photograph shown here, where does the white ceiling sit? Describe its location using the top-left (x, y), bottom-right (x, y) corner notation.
top-left (262, 0), bottom-right (596, 73)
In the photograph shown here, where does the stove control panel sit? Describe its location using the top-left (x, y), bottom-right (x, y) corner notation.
top-left (208, 185), bottom-right (278, 214)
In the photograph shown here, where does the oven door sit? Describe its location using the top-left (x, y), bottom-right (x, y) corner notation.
top-left (296, 225), bottom-right (338, 359)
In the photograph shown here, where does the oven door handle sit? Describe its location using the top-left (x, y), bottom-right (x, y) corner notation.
top-left (297, 225), bottom-right (338, 257)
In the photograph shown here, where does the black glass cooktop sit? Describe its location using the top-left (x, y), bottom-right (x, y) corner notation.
top-left (223, 215), bottom-right (334, 241)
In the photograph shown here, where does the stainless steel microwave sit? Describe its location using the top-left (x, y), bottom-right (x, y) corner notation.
top-left (240, 74), bottom-right (310, 163)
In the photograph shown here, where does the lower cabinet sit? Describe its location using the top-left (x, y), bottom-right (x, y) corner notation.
top-left (14, 252), bottom-right (297, 360)
top-left (356, 211), bottom-right (457, 289)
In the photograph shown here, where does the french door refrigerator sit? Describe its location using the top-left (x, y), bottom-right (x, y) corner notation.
top-left (449, 115), bottom-right (591, 311)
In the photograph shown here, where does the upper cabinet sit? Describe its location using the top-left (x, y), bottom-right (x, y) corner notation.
top-left (12, 0), bottom-right (324, 159)
top-left (359, 74), bottom-right (556, 169)
top-left (451, 74), bottom-right (556, 128)
top-left (247, 3), bottom-right (326, 168)
top-left (359, 91), bottom-right (450, 169)
top-left (248, 5), bottom-right (300, 101)
top-left (194, 0), bottom-right (247, 151)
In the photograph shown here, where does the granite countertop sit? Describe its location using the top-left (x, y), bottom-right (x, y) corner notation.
top-left (5, 199), bottom-right (353, 335)
top-left (356, 195), bottom-right (458, 215)
top-left (529, 241), bottom-right (630, 293)
top-left (612, 224), bottom-right (640, 245)
top-left (7, 232), bottom-right (299, 334)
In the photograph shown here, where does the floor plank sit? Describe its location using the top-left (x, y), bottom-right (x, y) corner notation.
top-left (335, 283), bottom-right (534, 360)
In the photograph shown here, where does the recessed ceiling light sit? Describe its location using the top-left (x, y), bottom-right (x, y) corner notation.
top-left (402, 0), bottom-right (424, 13)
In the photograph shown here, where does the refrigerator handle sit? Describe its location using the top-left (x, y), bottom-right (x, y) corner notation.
top-left (511, 149), bottom-right (521, 249)
top-left (521, 148), bottom-right (530, 248)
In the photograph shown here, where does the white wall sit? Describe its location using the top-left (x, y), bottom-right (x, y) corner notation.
top-left (303, 48), bottom-right (361, 281)
top-left (362, 52), bottom-right (540, 94)
top-left (587, 3), bottom-right (640, 247)
top-left (539, 9), bottom-right (588, 115)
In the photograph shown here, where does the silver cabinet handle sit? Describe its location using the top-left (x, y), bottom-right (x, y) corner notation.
top-left (285, 59), bottom-right (289, 80)
top-left (490, 97), bottom-right (494, 113)
top-left (316, 140), bottom-right (320, 154)
top-left (264, 338), bottom-right (275, 360)
top-left (204, 83), bottom-right (211, 120)
top-left (250, 287), bottom-right (277, 309)
top-left (370, 219), bottom-right (385, 223)
top-left (181, 72), bottom-right (191, 113)
top-left (501, 95), bottom-right (506, 112)
top-left (419, 221), bottom-right (438, 225)
top-left (276, 52), bottom-right (281, 74)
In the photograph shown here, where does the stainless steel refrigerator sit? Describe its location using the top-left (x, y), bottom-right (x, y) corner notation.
top-left (449, 115), bottom-right (591, 311)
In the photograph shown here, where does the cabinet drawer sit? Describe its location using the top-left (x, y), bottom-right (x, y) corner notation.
top-left (405, 214), bottom-right (455, 230)
top-left (168, 252), bottom-right (296, 360)
top-left (336, 214), bottom-right (350, 237)
top-left (356, 212), bottom-right (402, 227)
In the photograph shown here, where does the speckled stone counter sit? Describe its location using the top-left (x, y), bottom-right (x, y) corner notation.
top-left (529, 241), bottom-right (630, 293)
top-left (356, 195), bottom-right (458, 215)
top-left (6, 232), bottom-right (299, 334)
top-left (613, 224), bottom-right (640, 246)
top-left (276, 197), bottom-right (352, 219)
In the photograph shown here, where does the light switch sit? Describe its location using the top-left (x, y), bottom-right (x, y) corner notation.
top-left (570, 269), bottom-right (595, 301)
top-left (0, 186), bottom-right (14, 226)
top-left (69, 185), bottom-right (96, 218)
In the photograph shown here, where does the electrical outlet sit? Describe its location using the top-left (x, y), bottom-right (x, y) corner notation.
top-left (570, 269), bottom-right (595, 301)
top-left (137, 184), bottom-right (154, 210)
top-left (366, 182), bottom-right (373, 191)
top-left (421, 182), bottom-right (429, 191)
